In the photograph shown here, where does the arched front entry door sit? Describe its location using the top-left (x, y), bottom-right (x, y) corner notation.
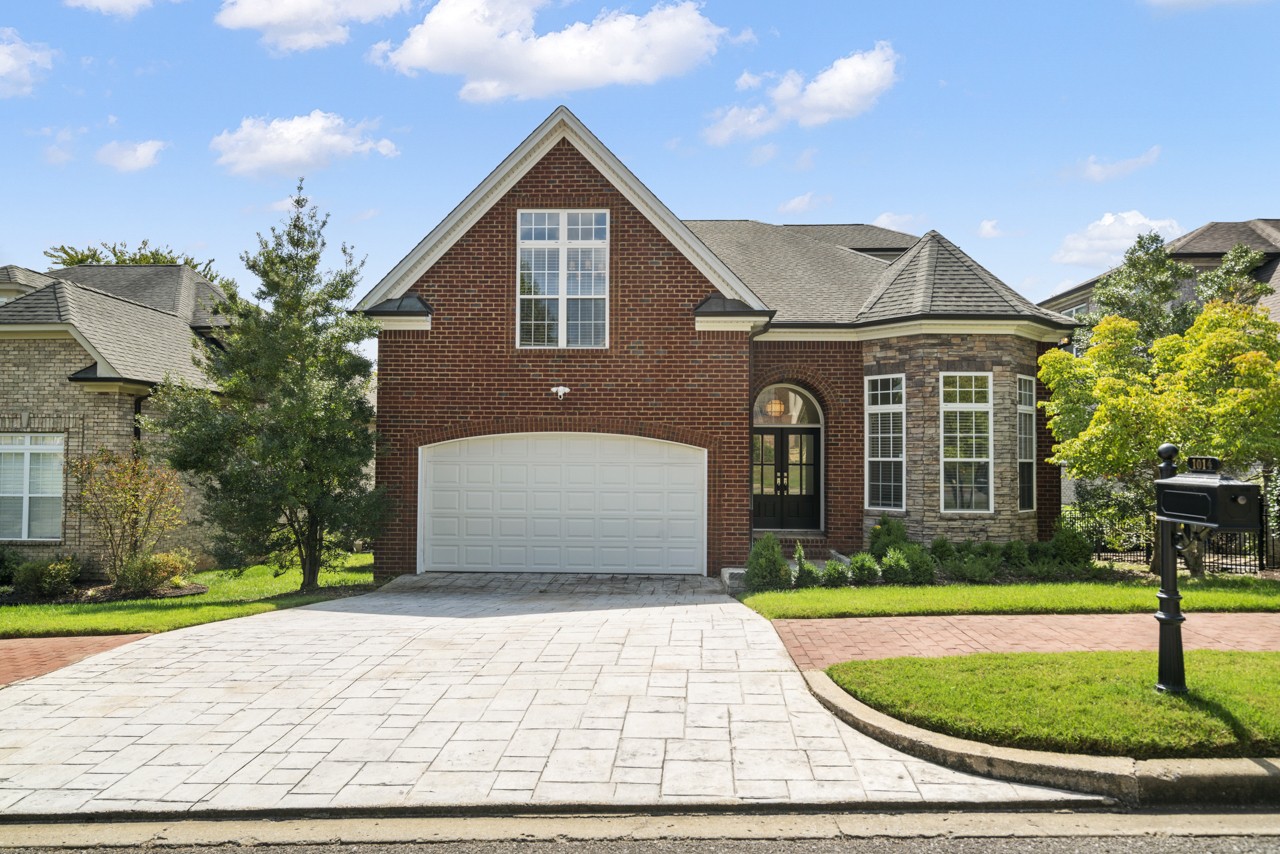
top-left (752, 385), bottom-right (822, 530)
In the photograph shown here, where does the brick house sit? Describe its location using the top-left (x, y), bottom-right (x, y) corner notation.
top-left (357, 107), bottom-right (1075, 581)
top-left (0, 264), bottom-right (221, 571)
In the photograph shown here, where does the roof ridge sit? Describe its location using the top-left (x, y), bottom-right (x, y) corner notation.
top-left (1248, 219), bottom-right (1280, 248)
top-left (930, 232), bottom-right (1022, 312)
top-left (918, 233), bottom-right (939, 314)
top-left (855, 233), bottom-right (927, 319)
top-left (64, 279), bottom-right (191, 321)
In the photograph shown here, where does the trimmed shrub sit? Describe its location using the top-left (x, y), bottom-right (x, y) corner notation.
top-left (899, 542), bottom-right (936, 585)
top-left (848, 552), bottom-right (879, 585)
top-left (880, 547), bottom-right (911, 585)
top-left (745, 534), bottom-right (791, 592)
top-left (955, 539), bottom-right (979, 559)
top-left (944, 553), bottom-right (1000, 583)
top-left (1016, 559), bottom-right (1075, 582)
top-left (114, 550), bottom-right (195, 597)
top-left (0, 545), bottom-right (23, 586)
top-left (977, 540), bottom-right (1003, 560)
top-left (1051, 524), bottom-right (1094, 568)
top-left (793, 542), bottom-right (821, 588)
top-left (13, 556), bottom-right (81, 600)
top-left (821, 558), bottom-right (851, 588)
top-left (929, 537), bottom-right (957, 566)
top-left (868, 516), bottom-right (909, 559)
top-left (1002, 539), bottom-right (1030, 569)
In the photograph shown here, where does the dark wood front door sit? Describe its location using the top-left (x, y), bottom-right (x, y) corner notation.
top-left (752, 428), bottom-right (821, 530)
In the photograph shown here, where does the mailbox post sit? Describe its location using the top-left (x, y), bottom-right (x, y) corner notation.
top-left (1152, 444), bottom-right (1263, 693)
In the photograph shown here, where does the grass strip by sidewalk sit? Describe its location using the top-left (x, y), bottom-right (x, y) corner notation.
top-left (744, 574), bottom-right (1280, 619)
top-left (0, 554), bottom-right (375, 638)
top-left (827, 650), bottom-right (1280, 759)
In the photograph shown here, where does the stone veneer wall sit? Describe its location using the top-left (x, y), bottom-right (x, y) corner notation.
top-left (0, 336), bottom-right (212, 576)
top-left (861, 334), bottom-right (1043, 544)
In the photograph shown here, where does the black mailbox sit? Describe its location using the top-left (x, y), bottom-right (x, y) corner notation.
top-left (1155, 457), bottom-right (1262, 532)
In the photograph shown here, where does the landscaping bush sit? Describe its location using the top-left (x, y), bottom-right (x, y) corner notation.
top-left (944, 553), bottom-right (1001, 583)
top-left (955, 539), bottom-right (979, 559)
top-left (929, 537), bottom-right (956, 566)
top-left (1051, 524), bottom-right (1094, 568)
top-left (868, 516), bottom-right (909, 559)
top-left (114, 550), bottom-right (195, 597)
top-left (13, 556), bottom-right (81, 600)
top-left (821, 558), bottom-right (851, 588)
top-left (899, 542), bottom-right (936, 585)
top-left (793, 542), bottom-right (821, 588)
top-left (0, 545), bottom-right (23, 586)
top-left (745, 534), bottom-right (791, 592)
top-left (1013, 559), bottom-right (1075, 582)
top-left (880, 547), bottom-right (911, 585)
top-left (1002, 539), bottom-right (1030, 569)
top-left (848, 552), bottom-right (879, 586)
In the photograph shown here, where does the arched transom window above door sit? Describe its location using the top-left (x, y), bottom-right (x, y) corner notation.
top-left (752, 385), bottom-right (822, 531)
top-left (753, 385), bottom-right (822, 427)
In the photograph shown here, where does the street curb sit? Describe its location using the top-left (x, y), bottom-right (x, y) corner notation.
top-left (804, 670), bottom-right (1280, 806)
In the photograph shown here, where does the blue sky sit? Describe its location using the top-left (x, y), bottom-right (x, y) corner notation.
top-left (3, 0), bottom-right (1278, 314)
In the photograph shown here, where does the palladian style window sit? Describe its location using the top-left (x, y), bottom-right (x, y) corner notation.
top-left (517, 210), bottom-right (609, 348)
top-left (866, 375), bottom-right (905, 510)
top-left (752, 385), bottom-right (822, 530)
top-left (1017, 375), bottom-right (1036, 511)
top-left (940, 373), bottom-right (992, 512)
top-left (0, 434), bottom-right (64, 540)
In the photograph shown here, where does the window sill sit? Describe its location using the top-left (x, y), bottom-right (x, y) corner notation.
top-left (0, 539), bottom-right (63, 545)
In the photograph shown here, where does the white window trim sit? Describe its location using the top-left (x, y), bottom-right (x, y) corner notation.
top-left (865, 373), bottom-right (905, 511)
top-left (0, 433), bottom-right (64, 542)
top-left (938, 372), bottom-right (994, 514)
top-left (515, 209), bottom-right (609, 350)
top-left (1017, 374), bottom-right (1037, 512)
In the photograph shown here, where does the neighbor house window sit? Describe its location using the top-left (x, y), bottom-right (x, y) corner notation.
top-left (940, 374), bottom-right (992, 512)
top-left (866, 375), bottom-right (905, 510)
top-left (1018, 376), bottom-right (1036, 511)
top-left (517, 210), bottom-right (608, 348)
top-left (0, 434), bottom-right (64, 540)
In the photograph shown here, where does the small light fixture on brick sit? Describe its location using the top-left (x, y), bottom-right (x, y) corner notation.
top-left (551, 385), bottom-right (570, 400)
top-left (765, 397), bottom-right (785, 418)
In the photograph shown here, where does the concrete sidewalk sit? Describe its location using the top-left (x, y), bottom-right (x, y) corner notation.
top-left (775, 612), bottom-right (1280, 670)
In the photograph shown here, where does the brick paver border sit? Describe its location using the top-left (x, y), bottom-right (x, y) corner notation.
top-left (0, 635), bottom-right (148, 687)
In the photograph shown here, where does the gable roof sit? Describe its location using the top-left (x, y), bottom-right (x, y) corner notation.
top-left (47, 264), bottom-right (227, 328)
top-left (0, 265), bottom-right (58, 291)
top-left (0, 278), bottom-right (210, 387)
top-left (357, 105), bottom-right (765, 312)
top-left (1166, 219), bottom-right (1280, 256)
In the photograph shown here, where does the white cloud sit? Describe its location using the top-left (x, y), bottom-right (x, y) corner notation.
top-left (978, 219), bottom-right (1004, 238)
top-left (216, 0), bottom-right (408, 53)
top-left (748, 143), bottom-right (777, 167)
top-left (727, 27), bottom-right (756, 45)
top-left (38, 126), bottom-right (85, 164)
top-left (1052, 211), bottom-right (1183, 268)
top-left (95, 139), bottom-right (168, 172)
top-left (704, 42), bottom-right (898, 145)
top-left (735, 70), bottom-right (762, 90)
top-left (64, 0), bottom-right (164, 16)
top-left (373, 0), bottom-right (725, 102)
top-left (873, 212), bottom-right (924, 232)
top-left (1076, 145), bottom-right (1161, 183)
top-left (778, 191), bottom-right (831, 215)
top-left (210, 110), bottom-right (398, 176)
top-left (0, 29), bottom-right (55, 98)
top-left (793, 147), bottom-right (817, 171)
top-left (266, 195), bottom-right (296, 212)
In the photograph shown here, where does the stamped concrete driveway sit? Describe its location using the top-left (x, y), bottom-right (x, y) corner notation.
top-left (0, 574), bottom-right (1094, 815)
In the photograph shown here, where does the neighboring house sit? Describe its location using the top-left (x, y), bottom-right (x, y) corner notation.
top-left (1040, 219), bottom-right (1280, 320)
top-left (0, 264), bottom-right (222, 572)
top-left (357, 107), bottom-right (1075, 581)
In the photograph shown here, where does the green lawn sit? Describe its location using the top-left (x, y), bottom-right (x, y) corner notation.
top-left (827, 650), bottom-right (1280, 759)
top-left (744, 574), bottom-right (1280, 619)
top-left (0, 554), bottom-right (376, 638)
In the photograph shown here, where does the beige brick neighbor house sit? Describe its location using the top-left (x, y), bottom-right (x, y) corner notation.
top-left (0, 264), bottom-right (222, 572)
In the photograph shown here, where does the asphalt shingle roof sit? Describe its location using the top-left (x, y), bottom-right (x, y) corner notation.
top-left (778, 224), bottom-right (916, 251)
top-left (0, 279), bottom-right (209, 387)
top-left (47, 264), bottom-right (227, 328)
top-left (1166, 220), bottom-right (1280, 255)
top-left (0, 266), bottom-right (58, 290)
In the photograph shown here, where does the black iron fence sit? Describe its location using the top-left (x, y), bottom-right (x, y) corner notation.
top-left (1059, 495), bottom-right (1279, 574)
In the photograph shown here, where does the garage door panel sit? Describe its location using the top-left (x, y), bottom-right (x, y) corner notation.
top-left (420, 433), bottom-right (705, 575)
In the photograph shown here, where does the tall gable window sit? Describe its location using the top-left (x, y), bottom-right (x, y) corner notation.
top-left (940, 373), bottom-right (992, 513)
top-left (866, 375), bottom-right (905, 510)
top-left (517, 210), bottom-right (608, 348)
top-left (0, 434), bottom-right (64, 541)
top-left (1017, 375), bottom-right (1036, 511)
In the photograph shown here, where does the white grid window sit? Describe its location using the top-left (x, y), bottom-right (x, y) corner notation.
top-left (866, 375), bottom-right (904, 510)
top-left (0, 434), bottom-right (64, 541)
top-left (940, 374), bottom-right (992, 512)
top-left (517, 210), bottom-right (608, 348)
top-left (1018, 375), bottom-right (1036, 512)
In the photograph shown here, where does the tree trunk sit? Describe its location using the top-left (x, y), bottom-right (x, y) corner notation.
top-left (1184, 536), bottom-right (1205, 579)
top-left (299, 516), bottom-right (323, 592)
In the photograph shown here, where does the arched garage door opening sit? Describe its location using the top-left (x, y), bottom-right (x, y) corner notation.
top-left (418, 433), bottom-right (706, 574)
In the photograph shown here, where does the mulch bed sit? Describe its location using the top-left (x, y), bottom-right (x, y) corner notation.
top-left (0, 582), bottom-right (209, 607)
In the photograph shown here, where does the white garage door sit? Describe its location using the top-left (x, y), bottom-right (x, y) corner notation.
top-left (419, 433), bottom-right (706, 575)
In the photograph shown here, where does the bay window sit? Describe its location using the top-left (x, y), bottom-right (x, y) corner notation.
top-left (866, 375), bottom-right (905, 510)
top-left (940, 374), bottom-right (992, 512)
